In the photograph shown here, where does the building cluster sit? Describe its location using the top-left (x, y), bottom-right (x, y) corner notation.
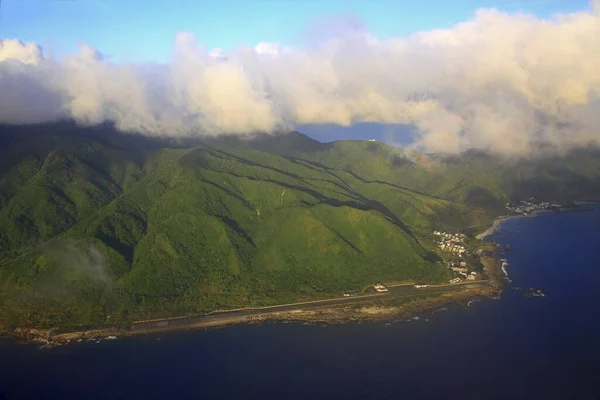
top-left (446, 260), bottom-right (479, 283)
top-left (506, 199), bottom-right (561, 216)
top-left (448, 271), bottom-right (478, 283)
top-left (433, 231), bottom-right (467, 256)
top-left (450, 266), bottom-right (467, 276)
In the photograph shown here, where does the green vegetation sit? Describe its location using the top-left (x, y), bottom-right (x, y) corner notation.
top-left (1, 122), bottom-right (599, 331)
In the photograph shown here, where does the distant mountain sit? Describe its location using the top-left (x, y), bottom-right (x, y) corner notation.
top-left (0, 122), bottom-right (598, 330)
top-left (297, 123), bottom-right (416, 145)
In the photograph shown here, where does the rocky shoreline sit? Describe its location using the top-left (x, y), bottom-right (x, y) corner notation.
top-left (480, 245), bottom-right (505, 288)
top-left (262, 286), bottom-right (499, 325)
top-left (1, 244), bottom-right (507, 347)
top-left (0, 325), bottom-right (129, 347)
top-left (4, 290), bottom-right (497, 347)
top-left (1, 290), bottom-right (502, 347)
top-left (2, 291), bottom-right (504, 348)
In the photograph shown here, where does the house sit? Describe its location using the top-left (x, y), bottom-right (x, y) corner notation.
top-left (449, 277), bottom-right (462, 284)
top-left (374, 283), bottom-right (388, 292)
top-left (451, 267), bottom-right (467, 273)
top-left (459, 261), bottom-right (467, 267)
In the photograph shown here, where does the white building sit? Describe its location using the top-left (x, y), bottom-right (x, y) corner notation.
top-left (374, 283), bottom-right (388, 292)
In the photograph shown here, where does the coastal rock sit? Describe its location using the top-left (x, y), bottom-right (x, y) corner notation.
top-left (29, 329), bottom-right (52, 338)
top-left (523, 288), bottom-right (545, 297)
top-left (51, 332), bottom-right (86, 343)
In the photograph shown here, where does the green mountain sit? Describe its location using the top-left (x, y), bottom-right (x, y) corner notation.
top-left (1, 122), bottom-right (599, 330)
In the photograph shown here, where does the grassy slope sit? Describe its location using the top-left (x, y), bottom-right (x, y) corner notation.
top-left (1, 125), bottom-right (599, 330)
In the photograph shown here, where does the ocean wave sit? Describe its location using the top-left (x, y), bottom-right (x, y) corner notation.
top-left (501, 261), bottom-right (512, 283)
top-left (467, 298), bottom-right (482, 308)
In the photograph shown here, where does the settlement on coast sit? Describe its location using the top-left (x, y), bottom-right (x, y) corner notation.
top-left (477, 198), bottom-right (563, 240)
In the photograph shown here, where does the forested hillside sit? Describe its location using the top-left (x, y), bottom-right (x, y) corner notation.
top-left (1, 122), bottom-right (598, 330)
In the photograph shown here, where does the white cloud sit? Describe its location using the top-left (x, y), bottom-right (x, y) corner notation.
top-left (208, 48), bottom-right (228, 61)
top-left (0, 39), bottom-right (43, 65)
top-left (0, 5), bottom-right (600, 156)
top-left (255, 42), bottom-right (280, 56)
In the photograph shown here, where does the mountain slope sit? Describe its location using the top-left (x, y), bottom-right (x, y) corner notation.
top-left (1, 123), bottom-right (599, 330)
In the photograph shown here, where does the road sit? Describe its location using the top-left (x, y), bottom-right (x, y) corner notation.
top-left (131, 281), bottom-right (489, 333)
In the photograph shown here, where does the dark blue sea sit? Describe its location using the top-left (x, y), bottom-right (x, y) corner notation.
top-left (2, 205), bottom-right (600, 400)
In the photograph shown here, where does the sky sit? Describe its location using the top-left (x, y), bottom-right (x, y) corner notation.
top-left (0, 0), bottom-right (599, 156)
top-left (0, 0), bottom-right (591, 62)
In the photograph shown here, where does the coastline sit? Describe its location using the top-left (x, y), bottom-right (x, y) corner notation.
top-left (5, 203), bottom-right (599, 400)
top-left (477, 201), bottom-right (600, 241)
top-left (1, 283), bottom-right (504, 347)
top-left (262, 286), bottom-right (498, 325)
top-left (1, 234), bottom-right (515, 347)
top-left (476, 209), bottom-right (552, 241)
top-left (0, 286), bottom-right (500, 347)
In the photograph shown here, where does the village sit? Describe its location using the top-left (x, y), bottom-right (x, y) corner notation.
top-left (433, 230), bottom-right (480, 284)
top-left (505, 198), bottom-right (562, 216)
top-left (344, 230), bottom-right (484, 297)
top-left (433, 231), bottom-right (467, 256)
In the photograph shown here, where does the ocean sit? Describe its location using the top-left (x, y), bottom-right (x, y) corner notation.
top-left (1, 205), bottom-right (599, 400)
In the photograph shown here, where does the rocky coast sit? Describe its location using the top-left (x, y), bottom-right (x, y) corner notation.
top-left (1, 242), bottom-right (507, 347)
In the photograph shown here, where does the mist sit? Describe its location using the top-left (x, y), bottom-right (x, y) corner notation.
top-left (58, 243), bottom-right (113, 293)
top-left (0, 2), bottom-right (599, 156)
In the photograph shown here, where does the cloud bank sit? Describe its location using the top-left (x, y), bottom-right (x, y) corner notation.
top-left (1, 3), bottom-right (600, 156)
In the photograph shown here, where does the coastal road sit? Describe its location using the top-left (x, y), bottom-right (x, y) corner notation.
top-left (131, 281), bottom-right (488, 333)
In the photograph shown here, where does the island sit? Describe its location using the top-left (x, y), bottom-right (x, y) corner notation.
top-left (0, 123), bottom-right (598, 345)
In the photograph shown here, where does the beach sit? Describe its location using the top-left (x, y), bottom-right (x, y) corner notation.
top-left (476, 210), bottom-right (552, 240)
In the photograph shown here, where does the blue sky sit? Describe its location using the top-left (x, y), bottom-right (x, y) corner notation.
top-left (0, 0), bottom-right (591, 63)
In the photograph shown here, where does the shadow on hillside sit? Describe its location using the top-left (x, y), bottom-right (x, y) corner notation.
top-left (215, 215), bottom-right (256, 248)
top-left (283, 156), bottom-right (443, 201)
top-left (196, 147), bottom-right (426, 251)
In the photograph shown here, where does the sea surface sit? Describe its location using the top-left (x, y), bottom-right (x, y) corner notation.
top-left (1, 205), bottom-right (600, 400)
